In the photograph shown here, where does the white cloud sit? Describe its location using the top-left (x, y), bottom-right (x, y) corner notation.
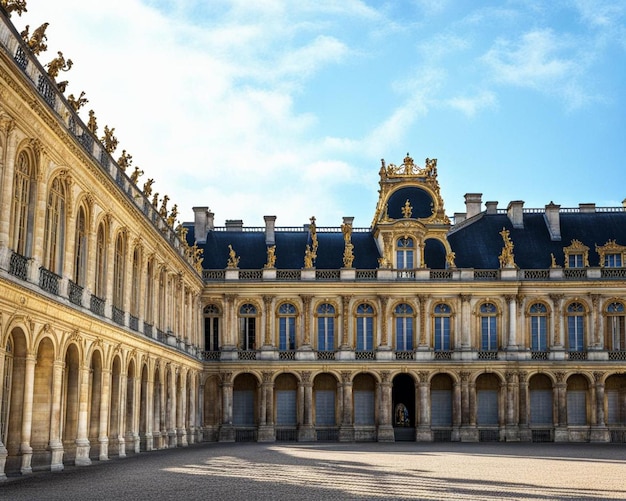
top-left (446, 91), bottom-right (497, 117)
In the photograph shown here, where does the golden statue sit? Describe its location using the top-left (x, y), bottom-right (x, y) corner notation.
top-left (166, 204), bottom-right (178, 227)
top-left (343, 242), bottom-right (354, 268)
top-left (425, 157), bottom-right (438, 177)
top-left (304, 245), bottom-right (315, 269)
top-left (446, 251), bottom-right (456, 268)
top-left (159, 195), bottom-right (169, 218)
top-left (56, 80), bottom-right (68, 93)
top-left (498, 228), bottom-right (516, 268)
top-left (151, 192), bottom-right (159, 207)
top-left (68, 91), bottom-right (88, 112)
top-left (1, 0), bottom-right (28, 17)
top-left (309, 216), bottom-right (318, 255)
top-left (401, 199), bottom-right (413, 218)
top-left (27, 22), bottom-right (49, 55)
top-left (175, 223), bottom-right (188, 241)
top-left (227, 244), bottom-right (240, 269)
top-left (117, 149), bottom-right (132, 171)
top-left (142, 178), bottom-right (154, 197)
top-left (87, 109), bottom-right (97, 134)
top-left (263, 245), bottom-right (276, 269)
top-left (46, 51), bottom-right (72, 79)
top-left (129, 166), bottom-right (144, 184)
top-left (101, 125), bottom-right (118, 154)
top-left (341, 221), bottom-right (352, 244)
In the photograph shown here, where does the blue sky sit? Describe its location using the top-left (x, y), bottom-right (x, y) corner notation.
top-left (22, 0), bottom-right (626, 227)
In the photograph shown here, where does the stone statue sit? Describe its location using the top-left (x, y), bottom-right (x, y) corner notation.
top-left (167, 204), bottom-right (178, 227)
top-left (498, 228), bottom-right (516, 268)
top-left (27, 22), bottom-right (49, 55)
top-left (343, 242), bottom-right (354, 268)
top-left (446, 251), bottom-right (456, 269)
top-left (1, 0), bottom-right (28, 17)
top-left (304, 245), bottom-right (315, 269)
top-left (159, 195), bottom-right (169, 218)
top-left (151, 192), bottom-right (159, 207)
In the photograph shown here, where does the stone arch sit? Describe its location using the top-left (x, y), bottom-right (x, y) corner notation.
top-left (353, 372), bottom-right (377, 434)
top-left (528, 373), bottom-right (554, 428)
top-left (475, 372), bottom-right (503, 431)
top-left (202, 374), bottom-right (221, 441)
top-left (391, 372), bottom-right (416, 440)
top-left (430, 372), bottom-right (455, 429)
top-left (61, 342), bottom-right (81, 464)
top-left (313, 372), bottom-right (338, 439)
top-left (109, 354), bottom-right (123, 457)
top-left (88, 349), bottom-right (103, 460)
top-left (233, 372), bottom-right (259, 429)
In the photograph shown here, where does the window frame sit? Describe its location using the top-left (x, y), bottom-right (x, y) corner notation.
top-left (238, 303), bottom-right (258, 351)
top-left (393, 302), bottom-right (414, 351)
top-left (277, 302), bottom-right (298, 351)
top-left (315, 302), bottom-right (336, 351)
top-left (528, 302), bottom-right (549, 352)
top-left (566, 302), bottom-right (586, 352)
top-left (355, 303), bottom-right (375, 351)
top-left (433, 303), bottom-right (452, 351)
top-left (479, 302), bottom-right (499, 351)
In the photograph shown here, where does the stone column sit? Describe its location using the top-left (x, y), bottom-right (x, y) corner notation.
top-left (187, 374), bottom-right (196, 445)
top-left (168, 368), bottom-right (177, 447)
top-left (518, 372), bottom-right (530, 441)
top-left (416, 371), bottom-right (432, 441)
top-left (339, 371), bottom-right (354, 442)
top-left (505, 296), bottom-right (518, 350)
top-left (452, 378), bottom-right (462, 441)
top-left (75, 364), bottom-right (92, 465)
top-left (179, 373), bottom-right (188, 447)
top-left (258, 371), bottom-right (275, 442)
top-left (505, 371), bottom-right (519, 441)
top-left (554, 372), bottom-right (568, 442)
top-left (339, 295), bottom-right (352, 350)
top-left (459, 295), bottom-right (472, 350)
top-left (297, 371), bottom-right (315, 441)
top-left (377, 371), bottom-right (394, 442)
top-left (144, 370), bottom-right (154, 451)
top-left (417, 295), bottom-right (429, 349)
top-left (219, 372), bottom-right (235, 442)
top-left (378, 295), bottom-right (389, 348)
top-left (222, 294), bottom-right (237, 351)
top-left (591, 371), bottom-right (609, 442)
top-left (117, 369), bottom-right (127, 457)
top-left (48, 358), bottom-right (65, 471)
top-left (590, 295), bottom-right (602, 348)
top-left (19, 354), bottom-right (36, 474)
top-left (300, 295), bottom-right (313, 347)
top-left (98, 368), bottom-right (111, 460)
top-left (262, 295), bottom-right (273, 347)
top-left (550, 294), bottom-right (564, 349)
top-left (0, 119), bottom-right (17, 248)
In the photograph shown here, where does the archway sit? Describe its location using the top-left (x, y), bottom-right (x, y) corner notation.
top-left (529, 374), bottom-right (553, 442)
top-left (62, 343), bottom-right (80, 464)
top-left (605, 374), bottom-right (626, 442)
top-left (3, 328), bottom-right (27, 473)
top-left (476, 373), bottom-right (501, 441)
top-left (233, 373), bottom-right (258, 441)
top-left (203, 375), bottom-right (220, 442)
top-left (392, 373), bottom-right (415, 441)
top-left (88, 350), bottom-right (102, 460)
top-left (431, 373), bottom-right (454, 441)
top-left (274, 373), bottom-right (298, 441)
top-left (109, 355), bottom-right (122, 456)
top-left (32, 337), bottom-right (55, 469)
top-left (313, 373), bottom-right (338, 441)
top-left (353, 373), bottom-right (376, 441)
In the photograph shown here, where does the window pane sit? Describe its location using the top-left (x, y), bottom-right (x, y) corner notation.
top-left (315, 390), bottom-right (335, 426)
top-left (276, 390), bottom-right (297, 425)
top-left (354, 391), bottom-right (375, 425)
top-left (530, 390), bottom-right (552, 425)
top-left (233, 390), bottom-right (255, 425)
top-left (567, 390), bottom-right (587, 425)
top-left (431, 390), bottom-right (452, 426)
top-left (477, 389), bottom-right (498, 425)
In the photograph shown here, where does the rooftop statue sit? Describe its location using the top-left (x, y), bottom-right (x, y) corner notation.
top-left (101, 125), bottom-right (118, 154)
top-left (26, 22), bottom-right (48, 55)
top-left (67, 91), bottom-right (88, 111)
top-left (129, 166), bottom-right (143, 184)
top-left (87, 109), bottom-right (97, 134)
top-left (227, 244), bottom-right (240, 269)
top-left (498, 228), bottom-right (516, 268)
top-left (45, 51), bottom-right (72, 79)
top-left (142, 178), bottom-right (154, 197)
top-left (117, 149), bottom-right (132, 171)
top-left (0, 0), bottom-right (28, 17)
top-left (264, 245), bottom-right (276, 269)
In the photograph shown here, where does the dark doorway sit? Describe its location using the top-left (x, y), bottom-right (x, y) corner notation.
top-left (392, 373), bottom-right (415, 441)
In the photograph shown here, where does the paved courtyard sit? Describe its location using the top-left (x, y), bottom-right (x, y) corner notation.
top-left (1, 442), bottom-right (625, 500)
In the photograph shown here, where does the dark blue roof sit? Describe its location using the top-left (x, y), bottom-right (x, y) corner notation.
top-left (448, 212), bottom-right (626, 269)
top-left (198, 229), bottom-right (381, 269)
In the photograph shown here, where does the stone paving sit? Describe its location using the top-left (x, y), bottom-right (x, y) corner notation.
top-left (1, 442), bottom-right (626, 500)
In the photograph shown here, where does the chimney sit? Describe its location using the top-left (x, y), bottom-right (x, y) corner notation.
top-left (207, 210), bottom-right (214, 231)
top-left (264, 215), bottom-right (276, 245)
top-left (453, 212), bottom-right (466, 224)
top-left (507, 200), bottom-right (524, 229)
top-left (225, 219), bottom-right (243, 231)
top-left (192, 206), bottom-right (208, 243)
top-left (485, 201), bottom-right (498, 215)
top-left (464, 193), bottom-right (483, 219)
top-left (579, 203), bottom-right (596, 213)
top-left (544, 201), bottom-right (561, 241)
top-left (342, 216), bottom-right (354, 227)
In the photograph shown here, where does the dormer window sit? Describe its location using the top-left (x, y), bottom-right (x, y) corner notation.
top-left (563, 240), bottom-right (589, 268)
top-left (596, 240), bottom-right (626, 268)
top-left (396, 237), bottom-right (415, 269)
top-left (568, 254), bottom-right (584, 268)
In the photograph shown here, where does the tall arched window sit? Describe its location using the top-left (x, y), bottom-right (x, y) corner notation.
top-left (433, 303), bottom-right (451, 351)
top-left (130, 247), bottom-right (141, 317)
top-left (355, 303), bottom-right (374, 351)
top-left (94, 222), bottom-right (107, 298)
top-left (316, 303), bottom-right (335, 351)
top-left (566, 302), bottom-right (585, 352)
top-left (74, 206), bottom-right (87, 286)
top-left (606, 302), bottom-right (625, 351)
top-left (204, 304), bottom-right (220, 352)
top-left (113, 232), bottom-right (126, 310)
top-left (158, 267), bottom-right (166, 330)
top-left (144, 258), bottom-right (154, 325)
top-left (529, 303), bottom-right (548, 351)
top-left (479, 302), bottom-right (498, 351)
top-left (238, 303), bottom-right (257, 351)
top-left (278, 303), bottom-right (297, 351)
top-left (43, 176), bottom-right (66, 273)
top-left (394, 303), bottom-right (414, 351)
top-left (10, 150), bottom-right (35, 256)
top-left (396, 237), bottom-right (415, 269)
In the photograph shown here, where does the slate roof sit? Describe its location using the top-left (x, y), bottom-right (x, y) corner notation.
top-left (188, 209), bottom-right (626, 270)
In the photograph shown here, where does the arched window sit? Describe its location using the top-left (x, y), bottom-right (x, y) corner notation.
top-left (158, 267), bottom-right (166, 329)
top-left (94, 222), bottom-right (107, 298)
top-left (433, 303), bottom-right (451, 351)
top-left (144, 258), bottom-right (154, 324)
top-left (238, 303), bottom-right (257, 351)
top-left (113, 232), bottom-right (126, 310)
top-left (355, 303), bottom-right (374, 351)
top-left (316, 303), bottom-right (335, 351)
top-left (606, 302), bottom-right (625, 351)
top-left (529, 303), bottom-right (548, 351)
top-left (43, 176), bottom-right (66, 273)
top-left (10, 150), bottom-right (35, 256)
top-left (394, 303), bottom-right (414, 351)
top-left (566, 302), bottom-right (585, 352)
top-left (74, 206), bottom-right (87, 286)
top-left (204, 304), bottom-right (220, 352)
top-left (396, 237), bottom-right (415, 269)
top-left (130, 247), bottom-right (141, 317)
top-left (278, 303), bottom-right (297, 351)
top-left (479, 302), bottom-right (498, 351)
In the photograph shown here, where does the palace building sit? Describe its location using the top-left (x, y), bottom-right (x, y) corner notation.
top-left (1, 1), bottom-right (626, 479)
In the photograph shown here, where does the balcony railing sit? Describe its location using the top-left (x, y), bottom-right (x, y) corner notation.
top-left (568, 351), bottom-right (588, 361)
top-left (608, 350), bottom-right (626, 361)
top-left (8, 251), bottom-right (29, 280)
top-left (39, 267), bottom-right (60, 296)
top-left (90, 294), bottom-right (105, 316)
top-left (477, 350), bottom-right (498, 360)
top-left (68, 280), bottom-right (83, 306)
top-left (530, 351), bottom-right (550, 360)
top-left (112, 306), bottom-right (125, 326)
top-left (144, 322), bottom-right (153, 337)
top-left (129, 314), bottom-right (139, 331)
